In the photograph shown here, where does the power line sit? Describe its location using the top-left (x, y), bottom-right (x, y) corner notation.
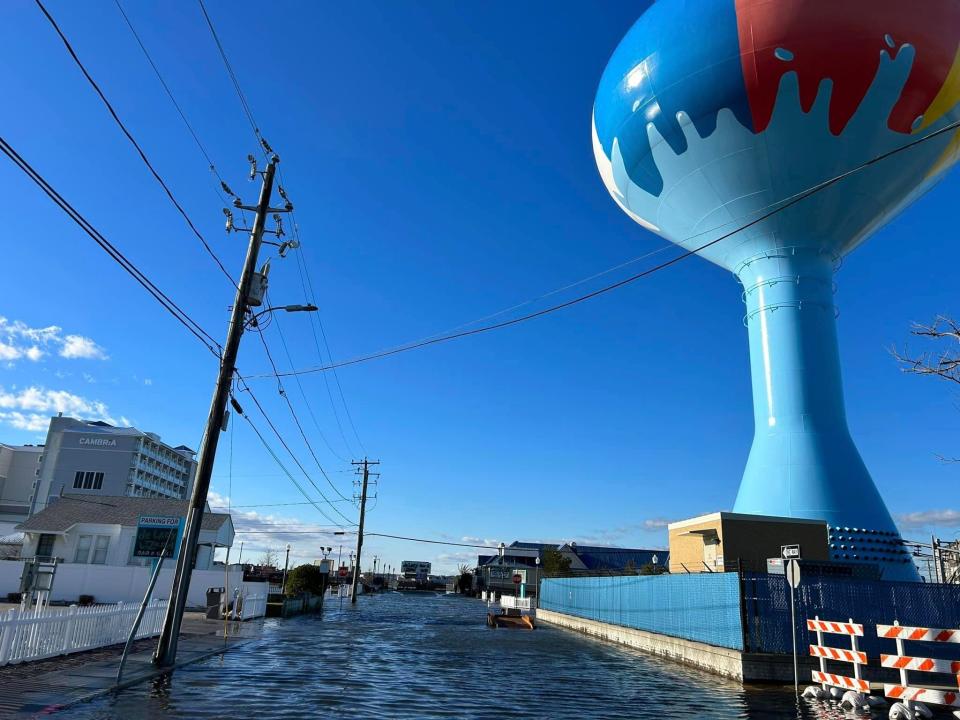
top-left (365, 532), bottom-right (497, 549)
top-left (112, 0), bottom-right (243, 221)
top-left (289, 249), bottom-right (358, 459)
top-left (197, 0), bottom-right (261, 142)
top-left (252, 115), bottom-right (960, 379)
top-left (36, 0), bottom-right (237, 288)
top-left (210, 500), bottom-right (356, 509)
top-left (195, 2), bottom-right (369, 455)
top-left (236, 375), bottom-right (357, 525)
top-left (271, 304), bottom-right (354, 466)
top-left (230, 527), bottom-right (500, 549)
top-left (253, 325), bottom-right (355, 505)
top-left (0, 135), bottom-right (221, 356)
top-left (232, 398), bottom-right (351, 528)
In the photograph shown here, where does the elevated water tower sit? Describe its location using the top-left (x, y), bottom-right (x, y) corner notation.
top-left (592, 0), bottom-right (960, 581)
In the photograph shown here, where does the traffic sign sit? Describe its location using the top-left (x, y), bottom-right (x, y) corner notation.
top-left (786, 559), bottom-right (801, 588)
top-left (782, 544), bottom-right (801, 559)
top-left (512, 574), bottom-right (522, 584)
top-left (338, 566), bottom-right (348, 578)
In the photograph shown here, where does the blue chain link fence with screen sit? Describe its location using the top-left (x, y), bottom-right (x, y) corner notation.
top-left (539, 573), bottom-right (745, 650)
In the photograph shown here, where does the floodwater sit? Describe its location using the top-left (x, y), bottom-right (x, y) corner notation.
top-left (60, 592), bottom-right (851, 719)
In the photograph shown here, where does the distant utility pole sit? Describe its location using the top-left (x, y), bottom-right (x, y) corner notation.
top-left (154, 152), bottom-right (290, 668)
top-left (350, 458), bottom-right (379, 604)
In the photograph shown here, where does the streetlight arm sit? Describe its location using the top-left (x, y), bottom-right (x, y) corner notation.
top-left (246, 304), bottom-right (318, 326)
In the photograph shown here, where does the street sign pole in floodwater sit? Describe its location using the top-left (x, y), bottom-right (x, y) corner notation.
top-left (784, 548), bottom-right (802, 698)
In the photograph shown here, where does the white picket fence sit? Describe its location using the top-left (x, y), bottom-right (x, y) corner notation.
top-left (0, 599), bottom-right (168, 666)
top-left (0, 593), bottom-right (269, 667)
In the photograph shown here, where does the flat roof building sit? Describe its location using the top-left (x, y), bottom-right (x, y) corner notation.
top-left (29, 415), bottom-right (198, 515)
top-left (0, 443), bottom-right (44, 535)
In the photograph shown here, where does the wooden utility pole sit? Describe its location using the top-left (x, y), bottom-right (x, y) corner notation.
top-left (154, 153), bottom-right (286, 667)
top-left (350, 458), bottom-right (378, 604)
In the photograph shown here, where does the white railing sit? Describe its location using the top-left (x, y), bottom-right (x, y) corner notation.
top-left (0, 599), bottom-right (167, 666)
top-left (499, 595), bottom-right (532, 610)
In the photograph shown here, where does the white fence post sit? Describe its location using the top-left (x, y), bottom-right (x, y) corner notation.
top-left (61, 605), bottom-right (78, 655)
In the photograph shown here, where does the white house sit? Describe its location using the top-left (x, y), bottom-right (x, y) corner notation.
top-left (16, 494), bottom-right (233, 570)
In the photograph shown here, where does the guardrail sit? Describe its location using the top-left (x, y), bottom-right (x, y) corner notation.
top-left (0, 599), bottom-right (167, 666)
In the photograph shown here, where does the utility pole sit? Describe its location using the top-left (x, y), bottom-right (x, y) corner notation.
top-left (350, 458), bottom-right (379, 604)
top-left (154, 154), bottom-right (284, 667)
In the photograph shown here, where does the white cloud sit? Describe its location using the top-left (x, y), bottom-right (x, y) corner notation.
top-left (60, 335), bottom-right (108, 360)
top-left (144, 378), bottom-right (153, 386)
top-left (0, 411), bottom-right (50, 432)
top-left (896, 509), bottom-right (960, 531)
top-left (0, 385), bottom-right (116, 431)
top-left (0, 316), bottom-right (107, 365)
top-left (642, 518), bottom-right (673, 530)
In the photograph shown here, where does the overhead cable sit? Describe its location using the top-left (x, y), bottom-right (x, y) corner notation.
top-left (36, 0), bottom-right (237, 287)
top-left (0, 136), bottom-right (221, 356)
top-left (252, 116), bottom-right (960, 379)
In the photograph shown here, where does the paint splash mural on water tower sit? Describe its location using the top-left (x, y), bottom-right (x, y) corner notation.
top-left (593, 0), bottom-right (960, 581)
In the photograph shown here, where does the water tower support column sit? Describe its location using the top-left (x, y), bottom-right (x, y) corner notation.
top-left (732, 246), bottom-right (916, 581)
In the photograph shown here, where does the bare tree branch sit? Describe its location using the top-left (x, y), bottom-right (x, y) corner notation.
top-left (891, 315), bottom-right (960, 386)
top-left (893, 316), bottom-right (960, 463)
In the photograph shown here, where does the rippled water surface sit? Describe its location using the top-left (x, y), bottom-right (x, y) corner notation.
top-left (60, 592), bottom-right (849, 719)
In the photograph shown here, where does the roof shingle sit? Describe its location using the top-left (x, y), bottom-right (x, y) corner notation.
top-left (16, 495), bottom-right (230, 533)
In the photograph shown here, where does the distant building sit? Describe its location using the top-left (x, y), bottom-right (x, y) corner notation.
top-left (475, 541), bottom-right (668, 596)
top-left (29, 415), bottom-right (198, 515)
top-left (16, 494), bottom-right (232, 570)
top-left (0, 443), bottom-right (44, 534)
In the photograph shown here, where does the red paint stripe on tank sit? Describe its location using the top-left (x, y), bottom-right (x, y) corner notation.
top-left (734, 0), bottom-right (960, 135)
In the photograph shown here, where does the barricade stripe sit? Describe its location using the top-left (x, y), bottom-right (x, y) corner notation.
top-left (880, 654), bottom-right (956, 673)
top-left (884, 685), bottom-right (960, 708)
top-left (812, 670), bottom-right (869, 692)
top-left (807, 619), bottom-right (864, 636)
top-left (809, 644), bottom-right (866, 664)
top-left (877, 625), bottom-right (960, 643)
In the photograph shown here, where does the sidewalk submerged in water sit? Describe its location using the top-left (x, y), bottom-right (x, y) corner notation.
top-left (0, 611), bottom-right (263, 719)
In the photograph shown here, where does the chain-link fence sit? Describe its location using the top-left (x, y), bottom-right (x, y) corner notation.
top-left (742, 572), bottom-right (960, 660)
top-left (540, 573), bottom-right (743, 649)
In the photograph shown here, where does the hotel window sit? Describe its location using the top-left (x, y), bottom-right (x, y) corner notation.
top-left (75, 471), bottom-right (105, 490)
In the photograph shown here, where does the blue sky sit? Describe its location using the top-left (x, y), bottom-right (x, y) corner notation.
top-left (0, 1), bottom-right (957, 571)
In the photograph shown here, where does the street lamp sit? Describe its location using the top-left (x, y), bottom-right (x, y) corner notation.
top-left (281, 543), bottom-right (291, 595)
top-left (246, 303), bottom-right (317, 327)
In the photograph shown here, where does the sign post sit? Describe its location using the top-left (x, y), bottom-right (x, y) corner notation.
top-left (783, 545), bottom-right (802, 698)
top-left (118, 518), bottom-right (181, 685)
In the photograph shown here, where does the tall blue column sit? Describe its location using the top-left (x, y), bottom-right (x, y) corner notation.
top-left (732, 246), bottom-right (917, 581)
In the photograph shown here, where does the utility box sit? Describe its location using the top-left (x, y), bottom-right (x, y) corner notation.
top-left (668, 512), bottom-right (829, 574)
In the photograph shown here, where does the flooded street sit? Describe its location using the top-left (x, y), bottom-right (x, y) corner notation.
top-left (57, 593), bottom-right (849, 719)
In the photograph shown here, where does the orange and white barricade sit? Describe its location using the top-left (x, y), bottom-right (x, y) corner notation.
top-left (879, 621), bottom-right (960, 720)
top-left (804, 615), bottom-right (872, 706)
